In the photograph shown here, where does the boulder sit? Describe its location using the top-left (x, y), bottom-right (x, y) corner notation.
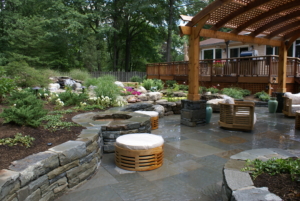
top-left (148, 92), bottom-right (163, 101)
top-left (137, 86), bottom-right (147, 93)
top-left (152, 105), bottom-right (165, 118)
top-left (114, 81), bottom-right (124, 88)
top-left (207, 99), bottom-right (224, 112)
top-left (137, 94), bottom-right (148, 101)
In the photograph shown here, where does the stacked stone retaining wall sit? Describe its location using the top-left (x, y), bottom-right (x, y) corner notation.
top-left (0, 128), bottom-right (102, 201)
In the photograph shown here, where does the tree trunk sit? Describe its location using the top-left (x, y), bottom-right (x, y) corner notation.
top-left (124, 38), bottom-right (131, 72)
top-left (166, 0), bottom-right (174, 62)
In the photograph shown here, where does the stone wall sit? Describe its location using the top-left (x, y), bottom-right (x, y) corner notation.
top-left (0, 128), bottom-right (102, 201)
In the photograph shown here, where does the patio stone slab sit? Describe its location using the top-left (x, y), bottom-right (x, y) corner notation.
top-left (232, 187), bottom-right (282, 201)
top-left (167, 139), bottom-right (225, 157)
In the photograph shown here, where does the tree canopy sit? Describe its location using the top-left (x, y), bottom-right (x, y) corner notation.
top-left (0, 0), bottom-right (208, 72)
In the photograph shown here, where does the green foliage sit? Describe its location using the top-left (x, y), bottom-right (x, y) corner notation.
top-left (0, 133), bottom-right (35, 148)
top-left (92, 75), bottom-right (121, 101)
top-left (40, 114), bottom-right (79, 132)
top-left (166, 83), bottom-right (180, 102)
top-left (5, 61), bottom-right (51, 87)
top-left (179, 84), bottom-right (189, 91)
top-left (142, 79), bottom-right (154, 90)
top-left (0, 66), bottom-right (17, 102)
top-left (165, 80), bottom-right (177, 88)
top-left (78, 104), bottom-right (104, 111)
top-left (207, 87), bottom-right (219, 94)
top-left (0, 93), bottom-right (48, 127)
top-left (221, 88), bottom-right (250, 99)
top-left (130, 76), bottom-right (143, 83)
top-left (241, 158), bottom-right (300, 181)
top-left (255, 91), bottom-right (270, 101)
top-left (152, 79), bottom-right (164, 90)
top-left (199, 86), bottom-right (207, 94)
top-left (68, 69), bottom-right (91, 82)
top-left (58, 91), bottom-right (89, 106)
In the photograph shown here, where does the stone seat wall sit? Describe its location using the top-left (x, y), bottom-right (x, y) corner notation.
top-left (0, 128), bottom-right (102, 201)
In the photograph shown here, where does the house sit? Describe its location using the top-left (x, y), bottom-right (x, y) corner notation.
top-left (200, 31), bottom-right (300, 60)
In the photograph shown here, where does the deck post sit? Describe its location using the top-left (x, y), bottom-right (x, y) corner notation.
top-left (187, 27), bottom-right (200, 101)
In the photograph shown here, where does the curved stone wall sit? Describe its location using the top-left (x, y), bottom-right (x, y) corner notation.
top-left (222, 148), bottom-right (296, 201)
top-left (0, 127), bottom-right (102, 201)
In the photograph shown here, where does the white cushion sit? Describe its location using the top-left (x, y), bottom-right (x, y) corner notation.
top-left (134, 111), bottom-right (159, 117)
top-left (116, 133), bottom-right (164, 150)
top-left (222, 96), bottom-right (235, 104)
top-left (291, 105), bottom-right (300, 114)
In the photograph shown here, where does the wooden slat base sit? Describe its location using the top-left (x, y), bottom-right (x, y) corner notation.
top-left (151, 116), bottom-right (159, 130)
top-left (115, 145), bottom-right (163, 171)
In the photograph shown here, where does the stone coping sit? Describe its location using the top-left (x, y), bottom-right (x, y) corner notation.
top-left (222, 148), bottom-right (297, 201)
top-left (72, 111), bottom-right (151, 130)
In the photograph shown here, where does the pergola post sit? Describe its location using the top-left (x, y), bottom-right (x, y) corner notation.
top-left (274, 42), bottom-right (287, 113)
top-left (277, 43), bottom-right (287, 93)
top-left (187, 27), bottom-right (200, 101)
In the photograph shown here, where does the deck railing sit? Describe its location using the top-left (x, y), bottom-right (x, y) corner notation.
top-left (146, 56), bottom-right (300, 79)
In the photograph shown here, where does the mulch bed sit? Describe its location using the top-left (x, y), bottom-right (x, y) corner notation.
top-left (0, 104), bottom-right (105, 170)
top-left (253, 173), bottom-right (300, 201)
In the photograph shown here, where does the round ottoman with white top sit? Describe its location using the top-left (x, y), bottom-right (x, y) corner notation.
top-left (115, 133), bottom-right (164, 171)
top-left (134, 111), bottom-right (159, 130)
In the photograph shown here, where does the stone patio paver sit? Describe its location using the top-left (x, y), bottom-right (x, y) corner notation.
top-left (56, 107), bottom-right (300, 201)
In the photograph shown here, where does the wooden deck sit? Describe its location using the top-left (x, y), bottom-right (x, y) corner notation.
top-left (147, 56), bottom-right (300, 85)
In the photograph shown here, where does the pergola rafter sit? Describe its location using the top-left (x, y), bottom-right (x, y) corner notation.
top-left (179, 0), bottom-right (300, 101)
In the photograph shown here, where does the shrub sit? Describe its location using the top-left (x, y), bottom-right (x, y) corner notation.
top-left (0, 66), bottom-right (17, 103)
top-left (84, 77), bottom-right (99, 87)
top-left (5, 61), bottom-right (51, 87)
top-left (142, 79), bottom-right (154, 90)
top-left (58, 91), bottom-right (89, 106)
top-left (199, 86), bottom-right (207, 94)
top-left (207, 86), bottom-right (219, 94)
top-left (130, 75), bottom-right (143, 83)
top-left (254, 91), bottom-right (270, 101)
top-left (68, 69), bottom-right (91, 81)
top-left (93, 75), bottom-right (121, 101)
top-left (0, 92), bottom-right (48, 127)
top-left (179, 84), bottom-right (189, 91)
top-left (165, 80), bottom-right (177, 88)
top-left (222, 88), bottom-right (244, 99)
top-left (153, 79), bottom-right (164, 90)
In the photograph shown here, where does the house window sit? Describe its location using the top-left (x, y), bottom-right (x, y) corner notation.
top-left (266, 45), bottom-right (293, 56)
top-left (296, 40), bottom-right (300, 58)
top-left (215, 49), bottom-right (222, 59)
top-left (203, 49), bottom-right (213, 59)
top-left (202, 49), bottom-right (222, 60)
top-left (229, 47), bottom-right (248, 58)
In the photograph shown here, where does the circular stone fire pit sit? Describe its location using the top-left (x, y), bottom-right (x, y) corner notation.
top-left (72, 111), bottom-right (152, 153)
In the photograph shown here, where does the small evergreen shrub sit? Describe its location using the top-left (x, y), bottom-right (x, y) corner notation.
top-left (130, 75), bottom-right (143, 83)
top-left (222, 88), bottom-right (244, 99)
top-left (199, 86), bottom-right (207, 94)
top-left (0, 93), bottom-right (48, 127)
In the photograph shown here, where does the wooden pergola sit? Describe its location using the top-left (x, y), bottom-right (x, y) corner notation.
top-left (179, 0), bottom-right (300, 101)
